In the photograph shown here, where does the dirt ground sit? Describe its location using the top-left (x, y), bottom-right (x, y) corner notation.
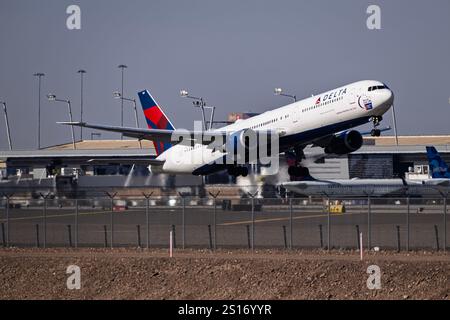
top-left (0, 248), bottom-right (448, 300)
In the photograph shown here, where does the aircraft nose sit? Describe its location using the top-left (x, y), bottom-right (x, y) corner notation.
top-left (381, 88), bottom-right (394, 106)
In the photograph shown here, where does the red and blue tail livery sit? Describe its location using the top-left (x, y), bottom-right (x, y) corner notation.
top-left (138, 90), bottom-right (175, 155)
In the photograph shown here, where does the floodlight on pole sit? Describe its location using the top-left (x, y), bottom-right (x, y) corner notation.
top-left (118, 64), bottom-right (128, 139)
top-left (33, 72), bottom-right (45, 149)
top-left (112, 91), bottom-right (142, 148)
top-left (47, 94), bottom-right (76, 150)
top-left (180, 89), bottom-right (208, 131)
top-left (274, 87), bottom-right (297, 102)
top-left (77, 69), bottom-right (86, 141)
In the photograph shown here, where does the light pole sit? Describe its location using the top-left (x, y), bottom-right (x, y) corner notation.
top-left (0, 101), bottom-right (12, 150)
top-left (118, 64), bottom-right (128, 139)
top-left (205, 105), bottom-right (216, 130)
top-left (77, 69), bottom-right (86, 141)
top-left (180, 89), bottom-right (209, 131)
top-left (47, 94), bottom-right (76, 150)
top-left (33, 73), bottom-right (45, 149)
top-left (391, 104), bottom-right (399, 146)
top-left (113, 91), bottom-right (142, 148)
top-left (274, 88), bottom-right (297, 102)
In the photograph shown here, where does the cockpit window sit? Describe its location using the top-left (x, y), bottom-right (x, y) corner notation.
top-left (368, 85), bottom-right (388, 92)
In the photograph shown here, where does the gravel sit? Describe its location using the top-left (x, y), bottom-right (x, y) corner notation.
top-left (0, 248), bottom-right (448, 300)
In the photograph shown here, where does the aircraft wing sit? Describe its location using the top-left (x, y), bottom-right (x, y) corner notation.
top-left (58, 122), bottom-right (227, 145)
top-left (407, 179), bottom-right (450, 187)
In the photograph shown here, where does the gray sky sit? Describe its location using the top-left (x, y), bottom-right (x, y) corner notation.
top-left (0, 0), bottom-right (449, 150)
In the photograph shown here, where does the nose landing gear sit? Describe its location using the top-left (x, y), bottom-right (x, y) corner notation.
top-left (370, 116), bottom-right (383, 137)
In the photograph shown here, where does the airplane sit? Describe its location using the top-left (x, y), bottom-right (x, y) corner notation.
top-left (280, 146), bottom-right (450, 197)
top-left (60, 80), bottom-right (394, 178)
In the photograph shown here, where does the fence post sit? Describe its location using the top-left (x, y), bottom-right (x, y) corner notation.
top-left (327, 198), bottom-right (331, 251)
top-left (103, 225), bottom-right (108, 248)
top-left (444, 197), bottom-right (447, 252)
top-left (396, 225), bottom-right (401, 253)
top-left (208, 191), bottom-right (220, 251)
top-left (1, 222), bottom-right (5, 247)
top-left (143, 192), bottom-right (153, 249)
top-left (182, 197), bottom-right (185, 249)
top-left (208, 225), bottom-right (213, 250)
top-left (367, 195), bottom-right (371, 251)
top-left (289, 197), bottom-right (293, 249)
top-left (136, 225), bottom-right (141, 248)
top-left (105, 192), bottom-right (117, 249)
top-left (5, 194), bottom-right (11, 247)
top-left (177, 193), bottom-right (187, 250)
top-left (246, 225), bottom-right (251, 249)
top-left (318, 224), bottom-right (323, 248)
top-left (213, 199), bottom-right (217, 250)
top-left (35, 224), bottom-right (40, 248)
top-left (67, 225), bottom-right (72, 247)
top-left (356, 225), bottom-right (360, 249)
top-left (282, 225), bottom-right (287, 249)
top-left (251, 197), bottom-right (255, 250)
top-left (75, 199), bottom-right (79, 248)
top-left (247, 192), bottom-right (258, 251)
top-left (146, 198), bottom-right (149, 249)
top-left (434, 225), bottom-right (440, 251)
top-left (406, 197), bottom-right (410, 252)
top-left (38, 193), bottom-right (50, 248)
top-left (39, 193), bottom-right (51, 248)
top-left (171, 224), bottom-right (176, 248)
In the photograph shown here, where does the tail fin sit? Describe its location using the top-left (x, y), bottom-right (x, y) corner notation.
top-left (426, 146), bottom-right (450, 178)
top-left (138, 90), bottom-right (175, 156)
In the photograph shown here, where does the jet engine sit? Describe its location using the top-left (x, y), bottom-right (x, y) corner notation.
top-left (324, 130), bottom-right (363, 155)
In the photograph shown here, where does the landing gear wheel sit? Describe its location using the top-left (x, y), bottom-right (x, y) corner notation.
top-left (288, 166), bottom-right (310, 177)
top-left (288, 166), bottom-right (296, 176)
top-left (370, 129), bottom-right (381, 137)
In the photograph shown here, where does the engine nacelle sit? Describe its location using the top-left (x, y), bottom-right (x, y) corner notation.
top-left (324, 130), bottom-right (363, 155)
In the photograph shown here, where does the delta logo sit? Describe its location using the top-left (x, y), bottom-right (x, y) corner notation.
top-left (317, 88), bottom-right (347, 104)
top-left (358, 95), bottom-right (373, 110)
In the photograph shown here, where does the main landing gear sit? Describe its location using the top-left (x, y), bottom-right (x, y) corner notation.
top-left (286, 147), bottom-right (310, 181)
top-left (370, 115), bottom-right (383, 137)
top-left (288, 166), bottom-right (310, 177)
top-left (228, 166), bottom-right (249, 177)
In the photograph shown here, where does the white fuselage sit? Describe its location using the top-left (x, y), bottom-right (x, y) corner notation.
top-left (282, 178), bottom-right (450, 197)
top-left (152, 80), bottom-right (394, 175)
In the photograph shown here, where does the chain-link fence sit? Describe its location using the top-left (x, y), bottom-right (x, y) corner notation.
top-left (0, 195), bottom-right (448, 251)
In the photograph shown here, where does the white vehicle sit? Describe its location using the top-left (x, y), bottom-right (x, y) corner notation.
top-left (61, 80), bottom-right (394, 178)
